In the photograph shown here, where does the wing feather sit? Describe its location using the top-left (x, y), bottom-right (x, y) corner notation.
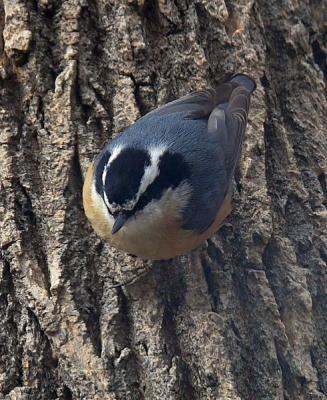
top-left (142, 83), bottom-right (238, 120)
top-left (208, 84), bottom-right (253, 182)
top-left (183, 76), bottom-right (255, 233)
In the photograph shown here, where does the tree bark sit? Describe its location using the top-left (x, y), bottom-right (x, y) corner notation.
top-left (0, 0), bottom-right (326, 399)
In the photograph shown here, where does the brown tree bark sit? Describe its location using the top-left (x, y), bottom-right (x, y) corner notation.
top-left (0, 0), bottom-right (326, 399)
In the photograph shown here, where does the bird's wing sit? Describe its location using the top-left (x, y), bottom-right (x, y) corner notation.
top-left (208, 85), bottom-right (252, 181)
top-left (182, 77), bottom-right (255, 233)
top-left (141, 74), bottom-right (255, 121)
top-left (140, 84), bottom-right (237, 120)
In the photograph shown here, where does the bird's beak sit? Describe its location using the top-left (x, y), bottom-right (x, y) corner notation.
top-left (112, 212), bottom-right (128, 235)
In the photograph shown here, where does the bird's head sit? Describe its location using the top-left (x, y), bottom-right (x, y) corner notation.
top-left (94, 145), bottom-right (191, 234)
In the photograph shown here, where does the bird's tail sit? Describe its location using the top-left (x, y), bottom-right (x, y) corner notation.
top-left (229, 73), bottom-right (256, 93)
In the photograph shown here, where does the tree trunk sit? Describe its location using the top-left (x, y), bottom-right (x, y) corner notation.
top-left (0, 0), bottom-right (326, 399)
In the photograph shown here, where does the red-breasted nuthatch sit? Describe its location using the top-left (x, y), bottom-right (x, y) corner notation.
top-left (83, 74), bottom-right (256, 260)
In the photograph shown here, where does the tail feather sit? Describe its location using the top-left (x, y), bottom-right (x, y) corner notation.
top-left (230, 73), bottom-right (256, 93)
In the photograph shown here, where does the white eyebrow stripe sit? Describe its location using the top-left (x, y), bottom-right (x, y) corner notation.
top-left (136, 146), bottom-right (166, 202)
top-left (102, 167), bottom-right (106, 187)
top-left (103, 190), bottom-right (111, 210)
top-left (102, 145), bottom-right (123, 187)
top-left (108, 145), bottom-right (123, 166)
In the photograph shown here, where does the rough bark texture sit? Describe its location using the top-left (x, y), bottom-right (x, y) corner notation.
top-left (0, 0), bottom-right (326, 399)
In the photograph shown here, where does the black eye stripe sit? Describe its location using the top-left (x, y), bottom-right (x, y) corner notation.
top-left (133, 151), bottom-right (190, 213)
top-left (95, 147), bottom-right (151, 208)
top-left (105, 148), bottom-right (150, 205)
top-left (95, 148), bottom-right (190, 217)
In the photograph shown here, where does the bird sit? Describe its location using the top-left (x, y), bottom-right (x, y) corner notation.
top-left (83, 73), bottom-right (256, 260)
